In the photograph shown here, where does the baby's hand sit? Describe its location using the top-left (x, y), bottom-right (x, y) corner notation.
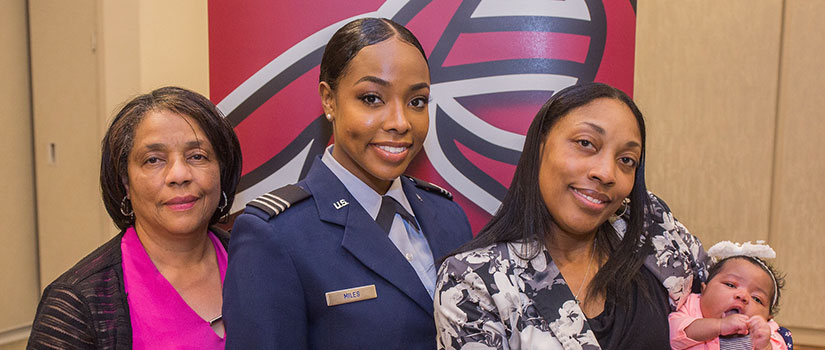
top-left (719, 313), bottom-right (749, 336)
top-left (747, 316), bottom-right (772, 350)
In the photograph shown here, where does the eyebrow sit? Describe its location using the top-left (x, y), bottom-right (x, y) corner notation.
top-left (354, 75), bottom-right (430, 92)
top-left (582, 122), bottom-right (606, 135)
top-left (580, 122), bottom-right (642, 150)
top-left (355, 75), bottom-right (389, 86)
top-left (141, 140), bottom-right (203, 152)
top-left (624, 140), bottom-right (642, 150)
top-left (409, 82), bottom-right (430, 92)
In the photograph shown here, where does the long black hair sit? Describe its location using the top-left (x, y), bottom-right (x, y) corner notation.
top-left (453, 82), bottom-right (651, 301)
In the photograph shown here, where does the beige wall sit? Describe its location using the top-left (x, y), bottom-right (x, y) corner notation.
top-left (100, 0), bottom-right (210, 118)
top-left (0, 0), bottom-right (40, 342)
top-left (29, 0), bottom-right (109, 290)
top-left (2, 1), bottom-right (209, 347)
top-left (771, 1), bottom-right (825, 345)
top-left (28, 0), bottom-right (210, 290)
top-left (98, 1), bottom-right (140, 129)
top-left (636, 0), bottom-right (825, 345)
top-left (137, 1), bottom-right (210, 95)
top-left (636, 0), bottom-right (782, 244)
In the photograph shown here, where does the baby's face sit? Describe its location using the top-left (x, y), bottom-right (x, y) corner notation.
top-left (700, 258), bottom-right (773, 320)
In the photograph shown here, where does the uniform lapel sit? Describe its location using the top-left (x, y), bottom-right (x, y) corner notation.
top-left (304, 158), bottom-right (349, 227)
top-left (304, 159), bottom-right (435, 315)
top-left (401, 178), bottom-right (451, 262)
top-left (339, 208), bottom-right (435, 314)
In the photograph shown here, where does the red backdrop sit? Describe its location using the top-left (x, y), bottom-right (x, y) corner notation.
top-left (209, 0), bottom-right (637, 234)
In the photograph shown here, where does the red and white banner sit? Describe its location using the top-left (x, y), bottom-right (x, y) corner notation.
top-left (209, 0), bottom-right (637, 233)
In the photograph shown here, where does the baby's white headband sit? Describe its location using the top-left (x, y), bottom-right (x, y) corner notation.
top-left (707, 240), bottom-right (778, 308)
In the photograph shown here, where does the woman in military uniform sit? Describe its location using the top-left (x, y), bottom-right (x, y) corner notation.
top-left (223, 18), bottom-right (473, 349)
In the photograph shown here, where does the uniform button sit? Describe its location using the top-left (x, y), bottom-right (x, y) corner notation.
top-left (405, 253), bottom-right (414, 261)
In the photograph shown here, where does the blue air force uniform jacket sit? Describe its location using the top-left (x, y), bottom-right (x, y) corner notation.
top-left (223, 157), bottom-right (473, 349)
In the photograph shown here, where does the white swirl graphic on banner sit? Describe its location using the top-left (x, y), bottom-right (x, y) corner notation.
top-left (471, 0), bottom-right (590, 21)
top-left (427, 74), bottom-right (577, 214)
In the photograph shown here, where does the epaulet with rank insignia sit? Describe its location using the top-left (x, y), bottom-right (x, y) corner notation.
top-left (246, 184), bottom-right (311, 219)
top-left (405, 176), bottom-right (453, 200)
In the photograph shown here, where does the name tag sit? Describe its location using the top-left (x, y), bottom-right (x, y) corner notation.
top-left (325, 285), bottom-right (377, 306)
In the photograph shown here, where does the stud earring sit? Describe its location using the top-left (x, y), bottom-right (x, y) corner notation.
top-left (325, 113), bottom-right (332, 121)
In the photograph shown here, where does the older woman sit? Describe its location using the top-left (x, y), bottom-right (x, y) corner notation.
top-left (434, 83), bottom-right (710, 349)
top-left (28, 86), bottom-right (242, 349)
top-left (223, 18), bottom-right (472, 349)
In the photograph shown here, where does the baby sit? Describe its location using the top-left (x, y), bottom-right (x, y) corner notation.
top-left (669, 241), bottom-right (787, 350)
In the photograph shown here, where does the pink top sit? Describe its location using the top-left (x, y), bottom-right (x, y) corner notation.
top-left (121, 227), bottom-right (227, 350)
top-left (669, 293), bottom-right (787, 350)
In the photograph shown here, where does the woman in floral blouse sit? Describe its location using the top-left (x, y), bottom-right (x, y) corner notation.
top-left (434, 82), bottom-right (710, 350)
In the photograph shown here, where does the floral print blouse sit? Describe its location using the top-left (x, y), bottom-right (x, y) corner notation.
top-left (434, 192), bottom-right (710, 350)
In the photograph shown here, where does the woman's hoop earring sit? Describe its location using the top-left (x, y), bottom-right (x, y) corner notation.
top-left (616, 197), bottom-right (630, 217)
top-left (120, 196), bottom-right (134, 217)
top-left (217, 191), bottom-right (228, 212)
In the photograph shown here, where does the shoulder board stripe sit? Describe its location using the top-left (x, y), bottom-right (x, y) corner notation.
top-left (246, 184), bottom-right (311, 219)
top-left (256, 195), bottom-right (285, 213)
top-left (264, 193), bottom-right (290, 209)
top-left (249, 198), bottom-right (280, 217)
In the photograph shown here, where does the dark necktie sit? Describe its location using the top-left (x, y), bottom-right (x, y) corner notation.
top-left (375, 196), bottom-right (419, 234)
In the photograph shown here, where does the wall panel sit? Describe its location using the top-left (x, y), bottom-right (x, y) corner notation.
top-left (637, 0), bottom-right (824, 345)
top-left (635, 1), bottom-right (782, 245)
top-left (0, 0), bottom-right (39, 338)
top-left (29, 0), bottom-right (109, 288)
top-left (138, 0), bottom-right (209, 95)
top-left (98, 1), bottom-right (141, 126)
top-left (771, 0), bottom-right (825, 342)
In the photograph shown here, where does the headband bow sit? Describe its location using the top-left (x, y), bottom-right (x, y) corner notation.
top-left (707, 240), bottom-right (776, 262)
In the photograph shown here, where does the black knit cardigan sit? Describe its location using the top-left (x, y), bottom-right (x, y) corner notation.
top-left (27, 227), bottom-right (230, 350)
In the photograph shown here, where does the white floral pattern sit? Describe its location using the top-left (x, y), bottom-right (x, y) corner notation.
top-left (434, 192), bottom-right (710, 350)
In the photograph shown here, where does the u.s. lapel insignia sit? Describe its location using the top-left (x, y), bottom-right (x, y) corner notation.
top-left (325, 285), bottom-right (377, 306)
top-left (333, 199), bottom-right (349, 210)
